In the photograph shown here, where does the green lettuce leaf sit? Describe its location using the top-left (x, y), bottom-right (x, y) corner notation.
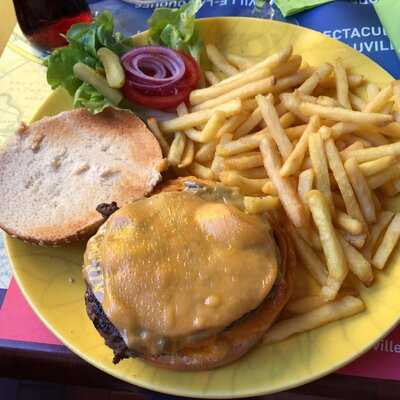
top-left (66, 11), bottom-right (133, 57)
top-left (46, 11), bottom-right (133, 112)
top-left (148, 0), bottom-right (203, 62)
top-left (73, 82), bottom-right (113, 114)
top-left (46, 46), bottom-right (98, 96)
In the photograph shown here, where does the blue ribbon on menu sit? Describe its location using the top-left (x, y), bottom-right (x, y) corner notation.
top-left (87, 0), bottom-right (400, 78)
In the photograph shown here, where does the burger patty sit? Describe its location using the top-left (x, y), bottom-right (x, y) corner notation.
top-left (85, 286), bottom-right (137, 364)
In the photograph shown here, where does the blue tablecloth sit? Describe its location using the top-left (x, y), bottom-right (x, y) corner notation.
top-left (87, 0), bottom-right (400, 78)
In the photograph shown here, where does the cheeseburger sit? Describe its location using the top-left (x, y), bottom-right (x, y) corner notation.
top-left (83, 178), bottom-right (294, 370)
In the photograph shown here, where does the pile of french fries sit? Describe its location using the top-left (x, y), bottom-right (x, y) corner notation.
top-left (148, 43), bottom-right (400, 344)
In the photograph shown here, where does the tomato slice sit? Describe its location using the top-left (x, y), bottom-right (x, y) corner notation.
top-left (122, 83), bottom-right (191, 110)
top-left (122, 51), bottom-right (200, 110)
top-left (178, 52), bottom-right (201, 90)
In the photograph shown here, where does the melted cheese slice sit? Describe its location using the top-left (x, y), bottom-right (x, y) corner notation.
top-left (84, 190), bottom-right (278, 354)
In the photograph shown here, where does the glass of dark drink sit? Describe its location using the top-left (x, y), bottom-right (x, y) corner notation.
top-left (12, 0), bottom-right (92, 51)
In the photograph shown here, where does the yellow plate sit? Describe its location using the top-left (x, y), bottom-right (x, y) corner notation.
top-left (6, 17), bottom-right (400, 398)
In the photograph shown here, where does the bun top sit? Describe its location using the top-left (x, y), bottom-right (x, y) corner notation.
top-left (0, 108), bottom-right (164, 244)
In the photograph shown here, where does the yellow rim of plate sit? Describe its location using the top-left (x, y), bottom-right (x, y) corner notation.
top-left (5, 17), bottom-right (399, 398)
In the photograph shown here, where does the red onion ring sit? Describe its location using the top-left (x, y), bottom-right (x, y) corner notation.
top-left (121, 46), bottom-right (185, 94)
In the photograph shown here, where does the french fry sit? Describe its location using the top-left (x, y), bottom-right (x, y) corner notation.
top-left (290, 230), bottom-right (328, 286)
top-left (240, 167), bottom-right (268, 179)
top-left (280, 112), bottom-right (297, 128)
top-left (309, 131), bottom-right (334, 212)
top-left (195, 141), bottom-right (217, 163)
top-left (206, 44), bottom-right (239, 77)
top-left (340, 141), bottom-right (365, 159)
top-left (178, 139), bottom-right (194, 168)
top-left (319, 74), bottom-right (364, 89)
top-left (263, 296), bottom-right (364, 344)
top-left (368, 164), bottom-right (400, 189)
top-left (262, 180), bottom-right (278, 195)
top-left (363, 83), bottom-right (393, 113)
top-left (280, 93), bottom-right (308, 122)
top-left (344, 158), bottom-right (376, 224)
top-left (338, 235), bottom-right (374, 286)
top-left (184, 128), bottom-right (203, 142)
top-left (349, 92), bottom-right (366, 111)
top-left (334, 210), bottom-right (363, 235)
top-left (354, 129), bottom-right (389, 146)
top-left (167, 132), bottom-right (186, 166)
top-left (219, 170), bottom-right (269, 195)
top-left (367, 82), bottom-right (380, 101)
top-left (214, 46), bottom-right (292, 87)
top-left (204, 70), bottom-right (220, 85)
top-left (147, 117), bottom-right (169, 156)
top-left (380, 122), bottom-right (400, 139)
top-left (224, 152), bottom-right (264, 170)
top-left (298, 168), bottom-right (314, 202)
top-left (272, 67), bottom-right (315, 94)
top-left (260, 136), bottom-right (308, 227)
top-left (235, 107), bottom-right (264, 137)
top-left (188, 162), bottom-right (215, 180)
top-left (286, 295), bottom-right (327, 315)
top-left (318, 126), bottom-right (332, 140)
top-left (363, 211), bottom-right (394, 259)
top-left (193, 76), bottom-right (275, 111)
top-left (272, 55), bottom-right (302, 78)
top-left (160, 99), bottom-right (242, 133)
top-left (306, 190), bottom-right (348, 298)
top-left (286, 124), bottom-right (308, 140)
top-left (190, 65), bottom-right (270, 105)
top-left (334, 60), bottom-right (351, 109)
top-left (225, 53), bottom-right (255, 70)
top-left (219, 112), bottom-right (251, 137)
top-left (359, 158), bottom-right (396, 179)
top-left (176, 102), bottom-right (203, 141)
top-left (197, 111), bottom-right (226, 143)
top-left (217, 129), bottom-right (266, 157)
top-left (297, 63), bottom-right (333, 95)
top-left (299, 101), bottom-right (393, 125)
top-left (211, 133), bottom-right (233, 176)
top-left (257, 95), bottom-right (293, 159)
top-left (325, 139), bottom-right (365, 226)
top-left (328, 122), bottom-right (358, 139)
top-left (280, 115), bottom-right (320, 177)
top-left (372, 213), bottom-right (400, 269)
top-left (244, 196), bottom-right (280, 213)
